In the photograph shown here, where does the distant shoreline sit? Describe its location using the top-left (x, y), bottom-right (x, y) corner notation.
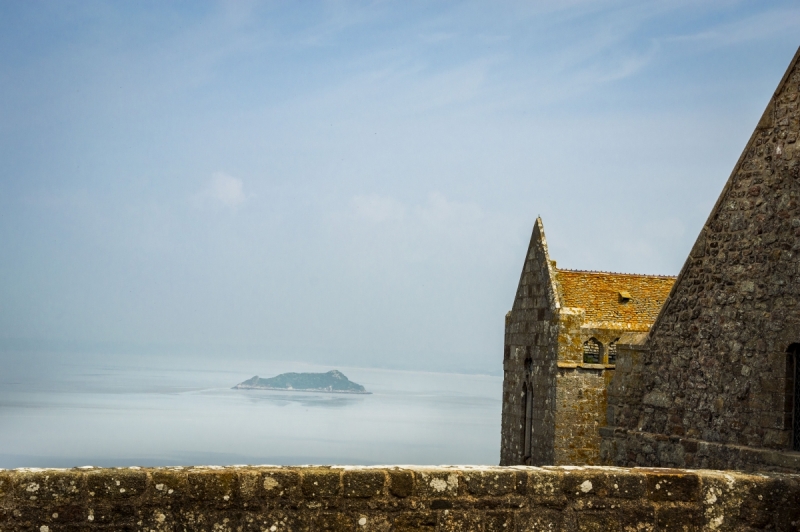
top-left (232, 384), bottom-right (371, 395)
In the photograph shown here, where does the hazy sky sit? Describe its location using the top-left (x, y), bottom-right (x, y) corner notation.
top-left (1, 1), bottom-right (798, 373)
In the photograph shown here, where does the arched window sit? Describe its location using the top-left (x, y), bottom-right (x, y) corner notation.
top-left (521, 383), bottom-right (533, 462)
top-left (788, 344), bottom-right (800, 452)
top-left (583, 338), bottom-right (603, 364)
top-left (608, 338), bottom-right (620, 365)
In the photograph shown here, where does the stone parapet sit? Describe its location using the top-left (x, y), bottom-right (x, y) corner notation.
top-left (600, 427), bottom-right (800, 474)
top-left (0, 465), bottom-right (798, 531)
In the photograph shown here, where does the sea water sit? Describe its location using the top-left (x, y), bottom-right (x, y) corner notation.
top-left (0, 353), bottom-right (502, 468)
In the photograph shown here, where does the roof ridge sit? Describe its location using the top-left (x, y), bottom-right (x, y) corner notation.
top-left (556, 268), bottom-right (677, 279)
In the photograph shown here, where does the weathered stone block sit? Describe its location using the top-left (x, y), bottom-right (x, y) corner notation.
top-left (562, 469), bottom-right (611, 499)
top-left (83, 503), bottom-right (138, 526)
top-left (236, 468), bottom-right (263, 501)
top-left (562, 469), bottom-right (647, 501)
top-left (311, 511), bottom-right (353, 532)
top-left (241, 509), bottom-right (302, 532)
top-left (187, 468), bottom-right (239, 504)
top-left (85, 469), bottom-right (146, 501)
top-left (438, 511), bottom-right (482, 532)
top-left (526, 468), bottom-right (567, 508)
top-left (388, 469), bottom-right (414, 498)
top-left (483, 511), bottom-right (513, 531)
top-left (644, 471), bottom-right (700, 502)
top-left (575, 502), bottom-right (656, 532)
top-left (515, 507), bottom-right (564, 531)
top-left (758, 475), bottom-right (800, 529)
top-left (13, 470), bottom-right (85, 503)
top-left (0, 471), bottom-right (10, 501)
top-left (654, 503), bottom-right (702, 531)
top-left (48, 502), bottom-right (86, 524)
top-left (356, 514), bottom-right (392, 532)
top-left (606, 470), bottom-right (646, 499)
top-left (261, 469), bottom-right (301, 498)
top-left (301, 469), bottom-right (341, 498)
top-left (148, 468), bottom-right (189, 501)
top-left (429, 499), bottom-right (453, 510)
top-left (392, 511), bottom-right (437, 531)
top-left (343, 470), bottom-right (385, 498)
top-left (414, 470), bottom-right (459, 498)
top-left (462, 469), bottom-right (516, 497)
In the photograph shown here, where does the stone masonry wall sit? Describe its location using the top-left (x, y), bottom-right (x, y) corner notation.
top-left (605, 339), bottom-right (649, 424)
top-left (601, 47), bottom-right (800, 471)
top-left (501, 219), bottom-right (560, 466)
top-left (602, 340), bottom-right (800, 472)
top-left (1, 465), bottom-right (798, 531)
top-left (554, 368), bottom-right (613, 466)
top-left (553, 319), bottom-right (618, 466)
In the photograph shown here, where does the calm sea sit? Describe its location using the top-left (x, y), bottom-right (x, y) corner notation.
top-left (0, 353), bottom-right (501, 468)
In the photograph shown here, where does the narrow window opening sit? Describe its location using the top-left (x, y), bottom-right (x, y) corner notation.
top-left (583, 338), bottom-right (603, 364)
top-left (608, 338), bottom-right (620, 365)
top-left (524, 384), bottom-right (533, 461)
top-left (521, 384), bottom-right (531, 461)
top-left (788, 344), bottom-right (800, 452)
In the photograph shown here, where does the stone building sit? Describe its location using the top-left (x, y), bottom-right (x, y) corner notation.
top-left (499, 218), bottom-right (674, 466)
top-left (600, 47), bottom-right (800, 472)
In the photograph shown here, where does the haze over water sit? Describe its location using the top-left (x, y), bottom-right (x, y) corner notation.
top-left (0, 352), bottom-right (501, 468)
top-left (1, 3), bottom-right (798, 469)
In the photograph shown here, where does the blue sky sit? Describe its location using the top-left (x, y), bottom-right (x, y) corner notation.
top-left (0, 1), bottom-right (798, 372)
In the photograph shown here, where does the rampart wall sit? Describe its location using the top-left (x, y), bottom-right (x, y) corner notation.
top-left (1, 465), bottom-right (798, 531)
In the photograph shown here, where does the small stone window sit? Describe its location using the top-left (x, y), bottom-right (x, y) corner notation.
top-left (583, 338), bottom-right (603, 364)
top-left (521, 383), bottom-right (533, 461)
top-left (619, 291), bottom-right (632, 303)
top-left (608, 338), bottom-right (620, 365)
top-left (788, 344), bottom-right (800, 452)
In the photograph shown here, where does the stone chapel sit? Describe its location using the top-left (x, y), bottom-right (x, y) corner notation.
top-left (502, 46), bottom-right (800, 473)
top-left (499, 218), bottom-right (674, 466)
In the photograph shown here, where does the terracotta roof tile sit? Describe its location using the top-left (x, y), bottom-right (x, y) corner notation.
top-left (555, 269), bottom-right (675, 330)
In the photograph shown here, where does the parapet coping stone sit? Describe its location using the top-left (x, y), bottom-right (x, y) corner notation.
top-left (600, 427), bottom-right (800, 471)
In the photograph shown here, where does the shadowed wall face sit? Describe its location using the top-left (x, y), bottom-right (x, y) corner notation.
top-left (603, 48), bottom-right (800, 472)
top-left (501, 221), bottom-right (559, 466)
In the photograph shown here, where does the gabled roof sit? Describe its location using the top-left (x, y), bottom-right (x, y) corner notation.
top-left (555, 269), bottom-right (675, 330)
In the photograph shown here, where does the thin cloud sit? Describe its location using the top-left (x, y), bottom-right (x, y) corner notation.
top-left (192, 172), bottom-right (248, 209)
top-left (663, 6), bottom-right (800, 48)
top-left (350, 192), bottom-right (483, 226)
top-left (417, 192), bottom-right (483, 225)
top-left (351, 194), bottom-right (406, 223)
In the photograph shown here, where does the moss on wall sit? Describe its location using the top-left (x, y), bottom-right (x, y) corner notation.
top-left (1, 465), bottom-right (798, 531)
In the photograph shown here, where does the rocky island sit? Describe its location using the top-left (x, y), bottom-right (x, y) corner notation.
top-left (233, 370), bottom-right (370, 394)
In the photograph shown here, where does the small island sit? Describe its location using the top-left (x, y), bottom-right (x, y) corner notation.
top-left (233, 370), bottom-right (370, 394)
